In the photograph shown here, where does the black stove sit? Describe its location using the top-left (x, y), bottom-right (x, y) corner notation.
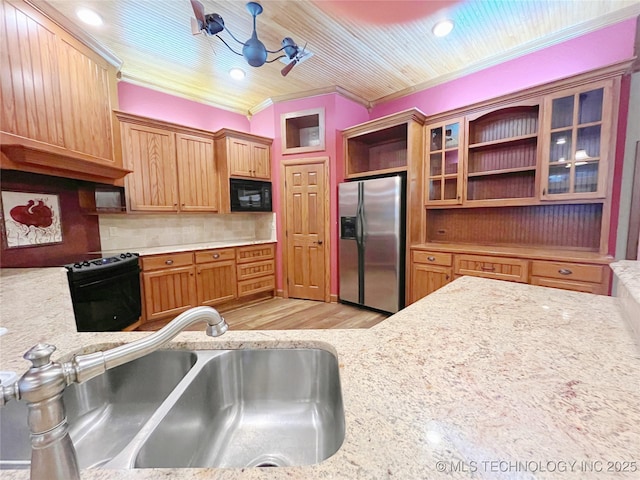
top-left (65, 253), bottom-right (141, 332)
top-left (65, 252), bottom-right (139, 274)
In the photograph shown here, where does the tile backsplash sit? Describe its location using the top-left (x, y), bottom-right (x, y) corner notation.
top-left (99, 213), bottom-right (276, 251)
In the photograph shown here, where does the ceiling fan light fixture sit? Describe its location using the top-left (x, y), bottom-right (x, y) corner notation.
top-left (432, 19), bottom-right (454, 37)
top-left (229, 68), bottom-right (246, 80)
top-left (190, 0), bottom-right (309, 76)
top-left (76, 7), bottom-right (103, 26)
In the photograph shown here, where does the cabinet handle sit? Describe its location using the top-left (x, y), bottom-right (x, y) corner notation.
top-left (213, 253), bottom-right (220, 259)
top-left (543, 188), bottom-right (546, 196)
top-left (427, 256), bottom-right (436, 262)
top-left (165, 260), bottom-right (174, 265)
top-left (558, 268), bottom-right (573, 275)
top-left (481, 265), bottom-right (496, 272)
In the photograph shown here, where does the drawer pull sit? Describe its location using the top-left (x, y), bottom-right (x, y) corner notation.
top-left (481, 266), bottom-right (496, 272)
top-left (165, 260), bottom-right (174, 265)
top-left (558, 268), bottom-right (573, 275)
top-left (213, 253), bottom-right (220, 259)
top-left (427, 256), bottom-right (436, 262)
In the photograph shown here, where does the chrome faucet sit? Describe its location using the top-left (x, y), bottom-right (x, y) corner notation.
top-left (0, 306), bottom-right (228, 480)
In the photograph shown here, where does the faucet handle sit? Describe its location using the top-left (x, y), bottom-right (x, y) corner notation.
top-left (23, 344), bottom-right (57, 368)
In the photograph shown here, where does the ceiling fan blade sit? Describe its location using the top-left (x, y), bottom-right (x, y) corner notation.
top-left (190, 0), bottom-right (206, 25)
top-left (190, 17), bottom-right (202, 35)
top-left (281, 59), bottom-right (297, 77)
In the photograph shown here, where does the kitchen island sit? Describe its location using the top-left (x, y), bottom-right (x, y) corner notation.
top-left (1, 263), bottom-right (639, 479)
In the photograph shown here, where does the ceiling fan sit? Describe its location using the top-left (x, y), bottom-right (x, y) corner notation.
top-left (190, 0), bottom-right (309, 76)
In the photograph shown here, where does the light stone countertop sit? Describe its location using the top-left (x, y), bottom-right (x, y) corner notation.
top-left (100, 239), bottom-right (276, 257)
top-left (1, 267), bottom-right (639, 479)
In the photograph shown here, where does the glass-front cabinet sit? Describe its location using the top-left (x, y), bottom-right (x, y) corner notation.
top-left (424, 119), bottom-right (463, 205)
top-left (541, 80), bottom-right (613, 199)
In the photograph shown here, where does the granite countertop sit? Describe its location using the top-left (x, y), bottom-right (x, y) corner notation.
top-left (100, 239), bottom-right (276, 257)
top-left (1, 265), bottom-right (639, 479)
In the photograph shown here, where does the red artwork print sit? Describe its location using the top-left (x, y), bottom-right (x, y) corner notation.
top-left (10, 200), bottom-right (54, 228)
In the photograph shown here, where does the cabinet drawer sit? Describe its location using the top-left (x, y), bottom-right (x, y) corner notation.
top-left (195, 248), bottom-right (236, 264)
top-left (141, 252), bottom-right (193, 271)
top-left (412, 250), bottom-right (452, 266)
top-left (530, 277), bottom-right (606, 295)
top-left (530, 261), bottom-right (604, 283)
top-left (237, 259), bottom-right (275, 281)
top-left (236, 244), bottom-right (275, 263)
top-left (454, 255), bottom-right (528, 283)
top-left (237, 276), bottom-right (275, 297)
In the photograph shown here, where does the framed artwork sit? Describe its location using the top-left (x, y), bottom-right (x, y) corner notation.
top-left (1, 191), bottom-right (63, 248)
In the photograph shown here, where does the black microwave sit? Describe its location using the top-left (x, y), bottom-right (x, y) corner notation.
top-left (230, 179), bottom-right (272, 212)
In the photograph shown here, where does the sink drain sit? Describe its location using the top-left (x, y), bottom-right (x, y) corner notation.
top-left (247, 454), bottom-right (289, 468)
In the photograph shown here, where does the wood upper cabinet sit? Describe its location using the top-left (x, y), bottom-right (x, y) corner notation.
top-left (117, 113), bottom-right (218, 213)
top-left (176, 133), bottom-right (218, 212)
top-left (540, 79), bottom-right (615, 200)
top-left (464, 102), bottom-right (541, 204)
top-left (120, 121), bottom-right (178, 212)
top-left (215, 130), bottom-right (272, 180)
top-left (0, 0), bottom-right (126, 183)
top-left (424, 118), bottom-right (464, 205)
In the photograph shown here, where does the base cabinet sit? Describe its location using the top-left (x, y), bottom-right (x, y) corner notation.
top-left (141, 252), bottom-right (198, 322)
top-left (409, 245), bottom-right (610, 304)
top-left (195, 248), bottom-right (237, 306)
top-left (140, 244), bottom-right (275, 323)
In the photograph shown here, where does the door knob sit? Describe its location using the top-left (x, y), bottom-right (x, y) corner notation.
top-left (317, 240), bottom-right (323, 245)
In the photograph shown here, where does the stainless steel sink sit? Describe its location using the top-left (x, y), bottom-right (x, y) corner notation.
top-left (1, 348), bottom-right (344, 471)
top-left (134, 348), bottom-right (344, 468)
top-left (0, 350), bottom-right (197, 470)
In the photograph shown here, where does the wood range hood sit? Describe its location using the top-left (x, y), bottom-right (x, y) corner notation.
top-left (0, 141), bottom-right (131, 186)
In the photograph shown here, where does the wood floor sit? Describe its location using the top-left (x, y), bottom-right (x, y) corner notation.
top-left (138, 298), bottom-right (388, 331)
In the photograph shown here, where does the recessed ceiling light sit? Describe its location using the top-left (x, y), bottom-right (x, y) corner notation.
top-left (229, 68), bottom-right (246, 80)
top-left (432, 19), bottom-right (454, 37)
top-left (76, 7), bottom-right (103, 26)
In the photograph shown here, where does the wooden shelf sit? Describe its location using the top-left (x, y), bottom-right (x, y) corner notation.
top-left (468, 133), bottom-right (537, 150)
top-left (467, 166), bottom-right (536, 178)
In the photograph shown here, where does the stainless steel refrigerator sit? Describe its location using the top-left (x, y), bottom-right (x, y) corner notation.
top-left (338, 175), bottom-right (405, 313)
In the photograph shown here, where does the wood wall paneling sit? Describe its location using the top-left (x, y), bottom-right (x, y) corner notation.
top-left (426, 204), bottom-right (603, 250)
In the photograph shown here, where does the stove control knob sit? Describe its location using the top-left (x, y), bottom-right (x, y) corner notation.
top-left (82, 261), bottom-right (90, 267)
top-left (126, 252), bottom-right (133, 257)
top-left (120, 253), bottom-right (127, 259)
top-left (74, 263), bottom-right (82, 269)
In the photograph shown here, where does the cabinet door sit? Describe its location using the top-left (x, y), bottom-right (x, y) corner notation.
top-left (411, 263), bottom-right (452, 303)
top-left (142, 265), bottom-right (197, 322)
top-left (196, 260), bottom-right (237, 306)
top-left (228, 138), bottom-right (253, 177)
top-left (1, 1), bottom-right (64, 148)
top-left (57, 38), bottom-right (115, 163)
top-left (175, 133), bottom-right (218, 212)
top-left (540, 80), bottom-right (614, 200)
top-left (425, 119), bottom-right (463, 205)
top-left (251, 142), bottom-right (271, 179)
top-left (122, 122), bottom-right (178, 212)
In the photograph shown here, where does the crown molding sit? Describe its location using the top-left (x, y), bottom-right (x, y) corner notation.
top-left (27, 0), bottom-right (122, 69)
top-left (372, 5), bottom-right (640, 108)
top-left (248, 85), bottom-right (371, 116)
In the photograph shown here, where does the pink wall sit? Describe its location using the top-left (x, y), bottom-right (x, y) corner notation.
top-left (117, 82), bottom-right (250, 132)
top-left (371, 19), bottom-right (637, 119)
top-left (268, 93), bottom-right (368, 296)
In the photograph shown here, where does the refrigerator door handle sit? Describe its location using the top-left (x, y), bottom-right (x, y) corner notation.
top-left (356, 187), bottom-right (365, 247)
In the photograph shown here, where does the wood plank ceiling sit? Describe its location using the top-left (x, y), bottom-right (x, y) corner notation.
top-left (35, 0), bottom-right (640, 115)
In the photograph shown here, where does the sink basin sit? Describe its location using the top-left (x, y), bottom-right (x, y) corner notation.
top-left (0, 347), bottom-right (344, 471)
top-left (134, 348), bottom-right (345, 468)
top-left (0, 350), bottom-right (197, 469)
